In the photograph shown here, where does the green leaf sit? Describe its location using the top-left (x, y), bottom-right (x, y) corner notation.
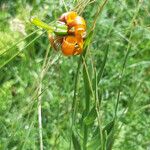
top-left (106, 128), bottom-right (115, 150)
top-left (103, 119), bottom-right (115, 135)
top-left (102, 120), bottom-right (116, 150)
top-left (84, 106), bottom-right (97, 126)
top-left (83, 65), bottom-right (90, 109)
top-left (97, 45), bottom-right (109, 84)
top-left (72, 132), bottom-right (81, 150)
top-left (87, 136), bottom-right (101, 150)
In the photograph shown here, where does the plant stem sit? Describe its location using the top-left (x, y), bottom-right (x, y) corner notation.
top-left (31, 17), bottom-right (54, 32)
top-left (37, 46), bottom-right (51, 150)
top-left (30, 17), bottom-right (68, 35)
top-left (38, 74), bottom-right (44, 150)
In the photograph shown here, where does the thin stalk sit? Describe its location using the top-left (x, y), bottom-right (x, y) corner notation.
top-left (82, 56), bottom-right (95, 98)
top-left (36, 46), bottom-right (60, 150)
top-left (114, 0), bottom-right (143, 118)
top-left (111, 1), bottom-right (144, 149)
top-left (31, 17), bottom-right (68, 36)
top-left (37, 45), bottom-right (51, 150)
top-left (0, 29), bottom-right (40, 56)
top-left (82, 56), bottom-right (94, 150)
top-left (70, 55), bottom-right (82, 149)
top-left (38, 82), bottom-right (43, 150)
top-left (30, 17), bottom-right (54, 32)
top-left (0, 32), bottom-right (44, 69)
top-left (91, 0), bottom-right (108, 31)
top-left (70, 0), bottom-right (109, 149)
top-left (62, 0), bottom-right (69, 11)
top-left (94, 69), bottom-right (104, 150)
top-left (37, 53), bottom-right (48, 150)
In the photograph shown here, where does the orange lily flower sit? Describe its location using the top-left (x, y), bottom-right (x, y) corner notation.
top-left (62, 35), bottom-right (83, 56)
top-left (59, 11), bottom-right (86, 38)
top-left (49, 11), bottom-right (86, 56)
top-left (59, 11), bottom-right (78, 26)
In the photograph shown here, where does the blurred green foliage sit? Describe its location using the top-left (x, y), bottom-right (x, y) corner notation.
top-left (0, 0), bottom-right (150, 150)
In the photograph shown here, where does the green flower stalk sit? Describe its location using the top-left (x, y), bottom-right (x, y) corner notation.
top-left (30, 17), bottom-right (68, 36)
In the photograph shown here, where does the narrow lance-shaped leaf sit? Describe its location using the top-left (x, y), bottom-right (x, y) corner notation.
top-left (84, 106), bottom-right (97, 126)
top-left (97, 45), bottom-right (109, 84)
top-left (103, 119), bottom-right (115, 135)
top-left (72, 132), bottom-right (81, 150)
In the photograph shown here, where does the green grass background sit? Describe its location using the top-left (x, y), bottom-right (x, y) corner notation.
top-left (0, 0), bottom-right (150, 149)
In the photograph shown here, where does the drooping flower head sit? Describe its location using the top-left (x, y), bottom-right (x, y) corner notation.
top-left (49, 11), bottom-right (86, 56)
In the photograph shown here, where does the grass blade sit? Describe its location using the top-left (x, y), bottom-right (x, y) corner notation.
top-left (72, 132), bottom-right (81, 150)
top-left (0, 33), bottom-right (44, 69)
